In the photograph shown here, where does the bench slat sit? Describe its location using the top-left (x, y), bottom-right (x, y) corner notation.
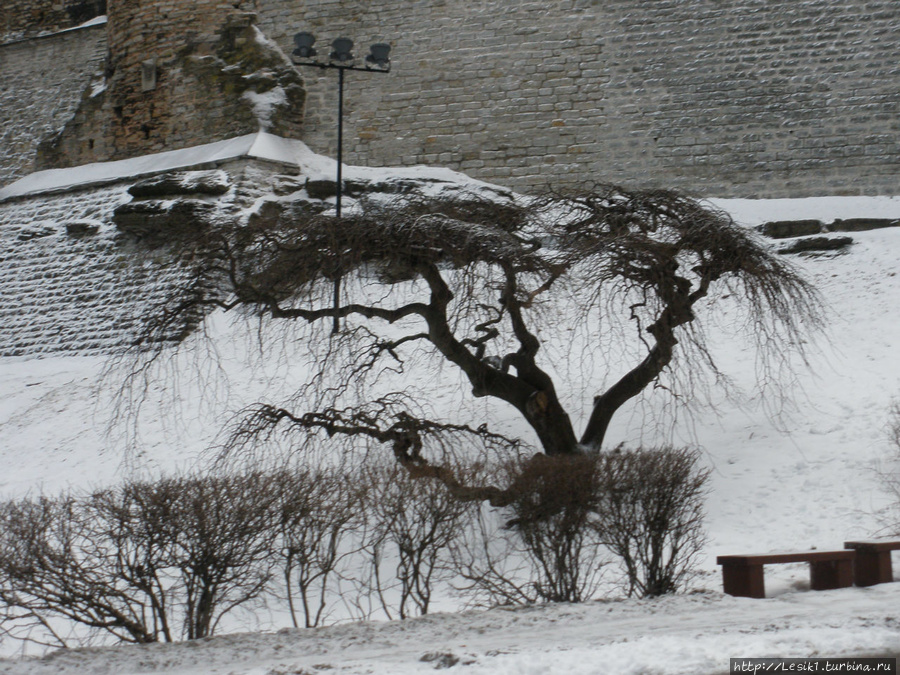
top-left (844, 539), bottom-right (900, 552)
top-left (717, 550), bottom-right (854, 566)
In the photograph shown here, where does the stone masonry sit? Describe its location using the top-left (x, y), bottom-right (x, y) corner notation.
top-left (0, 160), bottom-right (296, 357)
top-left (0, 183), bottom-right (177, 356)
top-left (1, 0), bottom-right (105, 42)
top-left (255, 0), bottom-right (900, 197)
top-left (3, 0), bottom-right (900, 197)
top-left (0, 22), bottom-right (106, 186)
top-left (34, 0), bottom-right (306, 170)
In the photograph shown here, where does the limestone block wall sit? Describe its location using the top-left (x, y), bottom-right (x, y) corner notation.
top-left (0, 185), bottom-right (173, 356)
top-left (3, 0), bottom-right (900, 197)
top-left (0, 23), bottom-right (107, 186)
top-left (0, 159), bottom-right (308, 357)
top-left (256, 0), bottom-right (900, 197)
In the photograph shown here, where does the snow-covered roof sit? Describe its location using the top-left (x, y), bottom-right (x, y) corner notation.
top-left (0, 132), bottom-right (499, 202)
top-left (0, 134), bottom-right (302, 200)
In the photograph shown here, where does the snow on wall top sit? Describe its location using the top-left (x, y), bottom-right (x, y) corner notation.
top-left (0, 132), bottom-right (494, 202)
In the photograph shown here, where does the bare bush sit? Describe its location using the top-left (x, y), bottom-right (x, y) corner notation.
top-left (889, 399), bottom-right (900, 457)
top-left (0, 494), bottom-right (162, 648)
top-left (0, 472), bottom-right (279, 648)
top-left (452, 449), bottom-right (708, 605)
top-left (142, 472), bottom-right (279, 639)
top-left (270, 466), bottom-right (366, 628)
top-left (878, 400), bottom-right (900, 534)
top-left (504, 455), bottom-right (609, 603)
top-left (361, 462), bottom-right (474, 619)
top-left (450, 504), bottom-right (539, 608)
top-left (593, 447), bottom-right (710, 598)
top-left (452, 456), bottom-right (609, 606)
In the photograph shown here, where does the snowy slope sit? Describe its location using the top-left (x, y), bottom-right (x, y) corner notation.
top-left (1, 152), bottom-right (900, 673)
top-left (2, 586), bottom-right (899, 675)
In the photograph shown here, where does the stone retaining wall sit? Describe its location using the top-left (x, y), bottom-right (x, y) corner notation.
top-left (0, 160), bottom-right (298, 357)
top-left (0, 184), bottom-right (165, 356)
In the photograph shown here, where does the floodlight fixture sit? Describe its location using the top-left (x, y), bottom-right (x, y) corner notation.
top-left (366, 43), bottom-right (391, 71)
top-left (330, 37), bottom-right (355, 63)
top-left (292, 32), bottom-right (317, 60)
top-left (290, 29), bottom-right (393, 333)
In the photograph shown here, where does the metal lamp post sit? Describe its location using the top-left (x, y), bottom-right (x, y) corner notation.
top-left (291, 32), bottom-right (392, 332)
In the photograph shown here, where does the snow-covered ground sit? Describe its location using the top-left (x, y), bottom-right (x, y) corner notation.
top-left (1, 152), bottom-right (900, 673)
top-left (2, 586), bottom-right (899, 675)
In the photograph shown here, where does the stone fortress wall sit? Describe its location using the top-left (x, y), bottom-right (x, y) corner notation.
top-left (255, 0), bottom-right (900, 198)
top-left (1, 0), bottom-right (305, 184)
top-left (1, 0), bottom-right (898, 358)
top-left (3, 0), bottom-right (900, 197)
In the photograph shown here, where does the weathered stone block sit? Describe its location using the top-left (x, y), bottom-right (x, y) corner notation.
top-left (777, 235), bottom-right (854, 254)
top-left (757, 220), bottom-right (825, 239)
top-left (828, 218), bottom-right (900, 232)
top-left (113, 199), bottom-right (216, 243)
top-left (128, 171), bottom-right (232, 198)
top-left (65, 221), bottom-right (101, 237)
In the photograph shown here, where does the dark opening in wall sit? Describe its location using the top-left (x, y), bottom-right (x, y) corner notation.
top-left (65, 0), bottom-right (107, 26)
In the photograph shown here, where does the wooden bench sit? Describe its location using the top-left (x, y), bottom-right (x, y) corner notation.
top-left (717, 550), bottom-right (854, 598)
top-left (844, 539), bottom-right (900, 587)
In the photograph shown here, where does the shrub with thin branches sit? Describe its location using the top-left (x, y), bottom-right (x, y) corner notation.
top-left (593, 447), bottom-right (710, 598)
top-left (361, 462), bottom-right (474, 619)
top-left (451, 448), bottom-right (709, 605)
top-left (146, 472), bottom-right (279, 640)
top-left (504, 455), bottom-right (609, 603)
top-left (451, 455), bottom-right (609, 606)
top-left (0, 494), bottom-right (164, 648)
top-left (270, 466), bottom-right (367, 628)
top-left (0, 472), bottom-right (280, 649)
top-left (878, 400), bottom-right (900, 534)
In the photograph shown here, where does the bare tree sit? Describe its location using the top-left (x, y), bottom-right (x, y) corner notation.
top-left (127, 184), bottom-right (823, 497)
